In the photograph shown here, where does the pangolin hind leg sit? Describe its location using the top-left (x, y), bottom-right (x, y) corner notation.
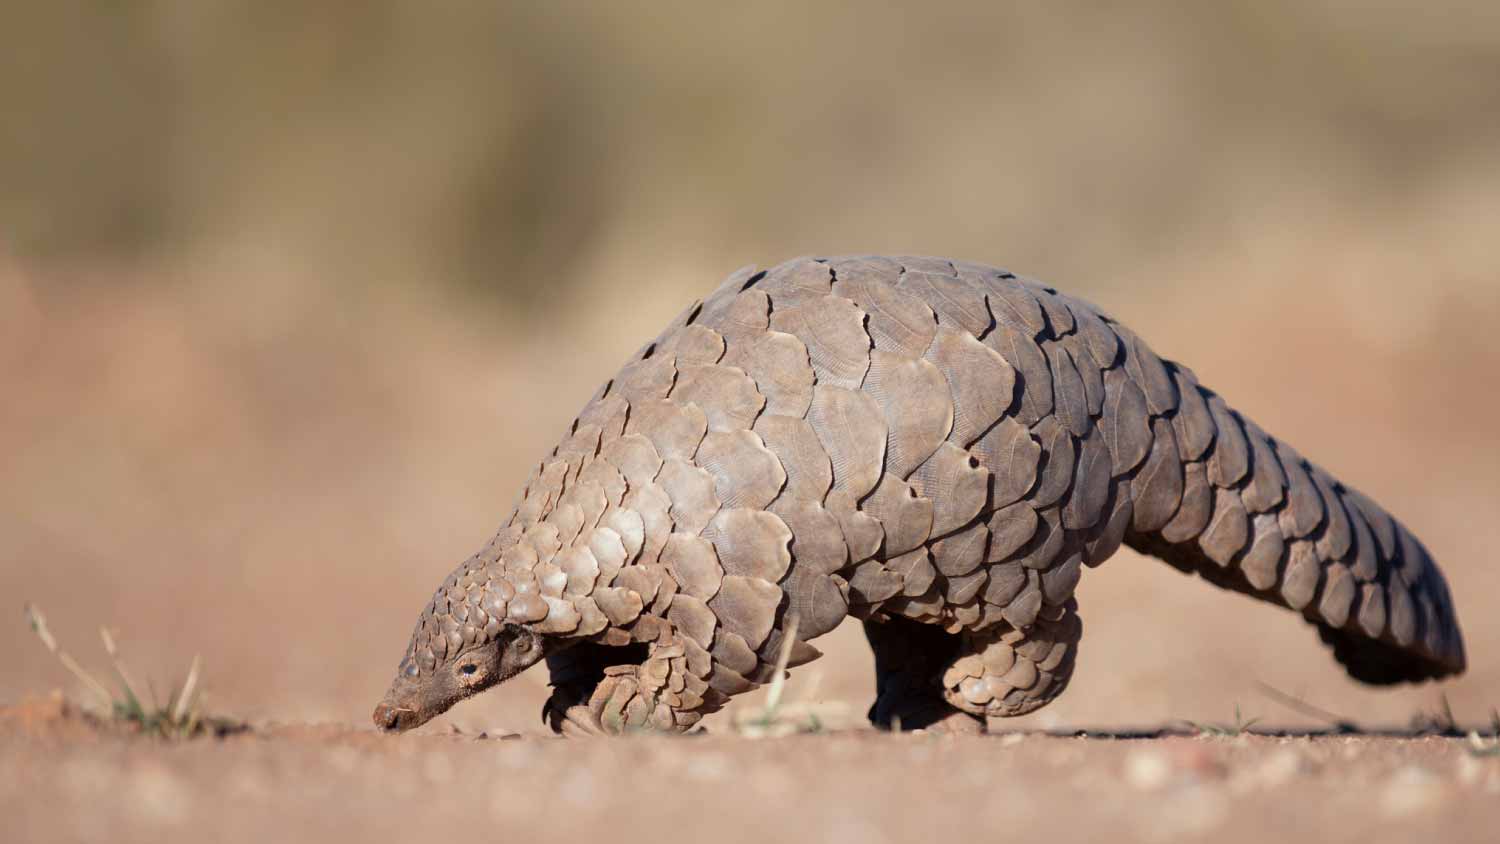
top-left (542, 634), bottom-right (719, 736)
top-left (863, 617), bottom-right (984, 734)
top-left (941, 598), bottom-right (1082, 720)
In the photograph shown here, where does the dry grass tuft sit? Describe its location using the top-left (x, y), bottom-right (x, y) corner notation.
top-left (1179, 704), bottom-right (1263, 738)
top-left (732, 615), bottom-right (852, 738)
top-left (24, 602), bottom-right (243, 739)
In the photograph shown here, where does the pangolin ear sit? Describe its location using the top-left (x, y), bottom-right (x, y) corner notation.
top-left (499, 624), bottom-right (545, 671)
top-left (511, 624), bottom-right (541, 654)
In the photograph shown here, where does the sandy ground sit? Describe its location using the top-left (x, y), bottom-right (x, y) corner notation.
top-left (4, 697), bottom-right (1500, 844)
top-left (3, 249), bottom-right (1499, 843)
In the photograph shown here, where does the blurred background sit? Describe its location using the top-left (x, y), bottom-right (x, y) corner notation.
top-left (2, 1), bottom-right (1498, 733)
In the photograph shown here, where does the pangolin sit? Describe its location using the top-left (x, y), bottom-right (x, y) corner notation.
top-left (373, 256), bottom-right (1466, 735)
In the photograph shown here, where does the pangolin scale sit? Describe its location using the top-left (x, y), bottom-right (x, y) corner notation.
top-left (373, 256), bottom-right (1466, 735)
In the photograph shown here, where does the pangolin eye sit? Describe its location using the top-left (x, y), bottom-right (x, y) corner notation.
top-left (460, 663), bottom-right (478, 675)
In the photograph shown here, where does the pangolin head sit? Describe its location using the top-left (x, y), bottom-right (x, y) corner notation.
top-left (373, 562), bottom-right (546, 733)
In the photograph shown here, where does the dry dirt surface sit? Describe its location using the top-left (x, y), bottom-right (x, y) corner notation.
top-left (4, 697), bottom-right (1499, 844)
top-left (5, 8), bottom-right (1500, 843)
top-left (5, 261), bottom-right (1500, 843)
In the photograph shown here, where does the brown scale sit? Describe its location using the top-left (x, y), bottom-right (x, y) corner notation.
top-left (1099, 367), bottom-right (1152, 476)
top-left (846, 559), bottom-right (907, 606)
top-left (768, 500), bottom-right (845, 574)
top-left (735, 332), bottom-right (814, 417)
top-left (780, 566), bottom-right (849, 640)
top-left (983, 322), bottom-right (1052, 425)
top-left (709, 576), bottom-right (783, 651)
top-left (758, 257), bottom-right (835, 306)
top-left (1028, 416), bottom-right (1077, 508)
top-left (1064, 339), bottom-right (1106, 416)
top-left (1169, 367), bottom-right (1216, 461)
top-left (1063, 298), bottom-right (1123, 369)
top-left (862, 350), bottom-right (953, 479)
top-left (1046, 340), bottom-right (1091, 438)
top-left (768, 296), bottom-right (869, 390)
top-left (895, 256), bottom-right (959, 276)
top-left (827, 255), bottom-right (903, 287)
top-left (702, 509), bottom-right (792, 582)
top-left (1028, 283), bottom-right (1077, 337)
top-left (924, 326), bottom-right (1015, 448)
top-left (1082, 483), bottom-right (1133, 566)
top-left (373, 256), bottom-right (1467, 738)
top-left (987, 279), bottom-right (1047, 336)
top-left (695, 430), bottom-right (785, 510)
top-left (806, 385), bottom-right (885, 499)
top-left (1063, 426), bottom-right (1113, 531)
top-left (629, 398), bottom-right (708, 462)
top-left (904, 269), bottom-right (993, 337)
top-left (656, 458), bottom-right (719, 535)
top-left (711, 288), bottom-right (772, 350)
top-left (909, 443), bottom-right (989, 539)
top-left (971, 418), bottom-right (1040, 509)
top-left (861, 475), bottom-right (935, 558)
top-left (831, 272), bottom-right (937, 357)
top-left (752, 416), bottom-right (832, 502)
top-left (671, 363), bottom-right (764, 433)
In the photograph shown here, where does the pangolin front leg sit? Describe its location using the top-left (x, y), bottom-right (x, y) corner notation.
top-left (543, 633), bottom-right (717, 735)
top-left (540, 640), bottom-right (642, 735)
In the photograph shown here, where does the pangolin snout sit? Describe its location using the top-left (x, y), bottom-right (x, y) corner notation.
top-left (372, 700), bottom-right (416, 732)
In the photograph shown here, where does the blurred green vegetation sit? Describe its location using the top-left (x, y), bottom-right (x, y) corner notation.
top-left (2, 1), bottom-right (1498, 308)
top-left (4, 2), bottom-right (1500, 734)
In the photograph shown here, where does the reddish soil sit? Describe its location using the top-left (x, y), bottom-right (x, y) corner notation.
top-left (3, 695), bottom-right (1498, 844)
top-left (4, 258), bottom-right (1498, 844)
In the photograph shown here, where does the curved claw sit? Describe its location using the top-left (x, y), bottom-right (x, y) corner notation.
top-left (916, 708), bottom-right (985, 736)
top-left (556, 704), bottom-right (610, 737)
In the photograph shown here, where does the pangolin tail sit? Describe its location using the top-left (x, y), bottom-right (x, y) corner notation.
top-left (1122, 369), bottom-right (1465, 685)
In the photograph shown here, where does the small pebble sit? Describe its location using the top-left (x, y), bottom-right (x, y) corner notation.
top-left (1126, 750), bottom-right (1171, 791)
top-left (1379, 765), bottom-right (1447, 817)
top-left (128, 762), bottom-right (189, 826)
top-left (1251, 749), bottom-right (1303, 790)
